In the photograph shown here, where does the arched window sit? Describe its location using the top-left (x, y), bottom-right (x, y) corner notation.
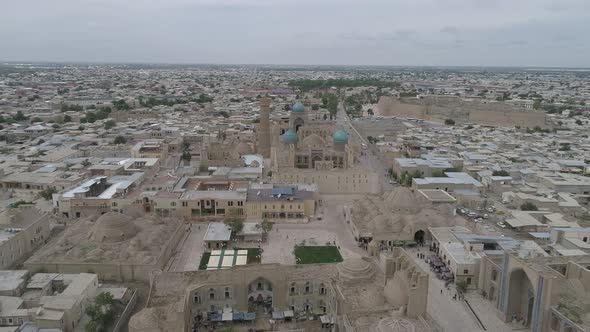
top-left (290, 283), bottom-right (297, 295)
top-left (209, 288), bottom-right (215, 300)
top-left (319, 283), bottom-right (326, 295)
top-left (193, 292), bottom-right (201, 304)
top-left (305, 282), bottom-right (312, 294)
top-left (491, 269), bottom-right (498, 281)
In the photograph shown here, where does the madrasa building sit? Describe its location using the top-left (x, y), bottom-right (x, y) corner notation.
top-left (264, 101), bottom-right (379, 195)
top-left (128, 248), bottom-right (435, 332)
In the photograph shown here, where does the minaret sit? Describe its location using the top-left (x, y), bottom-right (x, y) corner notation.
top-left (258, 97), bottom-right (271, 158)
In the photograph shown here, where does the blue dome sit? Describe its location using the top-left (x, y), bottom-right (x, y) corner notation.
top-left (333, 130), bottom-right (349, 144)
top-left (282, 129), bottom-right (298, 144)
top-left (292, 102), bottom-right (305, 113)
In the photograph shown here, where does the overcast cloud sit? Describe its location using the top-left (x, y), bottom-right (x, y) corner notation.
top-left (1, 0), bottom-right (589, 67)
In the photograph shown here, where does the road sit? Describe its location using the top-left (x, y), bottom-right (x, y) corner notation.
top-left (336, 102), bottom-right (394, 192)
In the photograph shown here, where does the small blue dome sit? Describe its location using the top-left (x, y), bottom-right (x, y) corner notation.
top-left (292, 102), bottom-right (305, 113)
top-left (282, 129), bottom-right (298, 144)
top-left (333, 130), bottom-right (349, 144)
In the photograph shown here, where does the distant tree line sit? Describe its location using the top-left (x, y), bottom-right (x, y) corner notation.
top-left (138, 94), bottom-right (213, 108)
top-left (289, 79), bottom-right (401, 91)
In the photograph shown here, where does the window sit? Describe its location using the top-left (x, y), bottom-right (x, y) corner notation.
top-left (225, 287), bottom-right (230, 299)
top-left (463, 269), bottom-right (469, 274)
top-left (171, 202), bottom-right (176, 207)
top-left (491, 270), bottom-right (498, 281)
top-left (182, 202), bottom-right (188, 207)
top-left (305, 282), bottom-right (311, 294)
top-left (319, 284), bottom-right (326, 295)
top-left (466, 277), bottom-right (472, 285)
top-left (193, 293), bottom-right (201, 304)
top-left (290, 283), bottom-right (297, 295)
top-left (584, 237), bottom-right (588, 243)
top-left (257, 282), bottom-right (263, 290)
top-left (209, 288), bottom-right (215, 300)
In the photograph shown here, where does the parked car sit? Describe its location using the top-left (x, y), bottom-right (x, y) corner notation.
top-left (483, 214), bottom-right (489, 219)
top-left (497, 222), bottom-right (507, 228)
top-left (486, 207), bottom-right (494, 213)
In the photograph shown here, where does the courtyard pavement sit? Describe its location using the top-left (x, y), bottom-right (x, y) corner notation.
top-left (168, 224), bottom-right (207, 272)
top-left (406, 247), bottom-right (516, 332)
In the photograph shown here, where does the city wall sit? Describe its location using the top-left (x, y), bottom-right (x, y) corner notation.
top-left (377, 96), bottom-right (548, 128)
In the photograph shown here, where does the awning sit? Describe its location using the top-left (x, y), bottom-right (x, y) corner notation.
top-left (320, 315), bottom-right (331, 324)
top-left (284, 310), bottom-right (294, 318)
top-left (272, 311), bottom-right (285, 320)
top-left (222, 312), bottom-right (232, 321)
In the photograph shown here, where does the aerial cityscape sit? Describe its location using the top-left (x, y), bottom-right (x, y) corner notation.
top-left (1, 1), bottom-right (590, 332)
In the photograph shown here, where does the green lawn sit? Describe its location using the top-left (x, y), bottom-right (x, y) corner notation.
top-left (198, 252), bottom-right (211, 270)
top-left (294, 246), bottom-right (343, 264)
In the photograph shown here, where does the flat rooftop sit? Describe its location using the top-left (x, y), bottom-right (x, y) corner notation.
top-left (204, 222), bottom-right (232, 242)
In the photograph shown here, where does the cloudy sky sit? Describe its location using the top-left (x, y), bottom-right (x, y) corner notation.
top-left (1, 0), bottom-right (589, 67)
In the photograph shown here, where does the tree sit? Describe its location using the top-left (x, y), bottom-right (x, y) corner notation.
top-left (112, 99), bottom-right (130, 110)
top-left (218, 111), bottom-right (230, 118)
top-left (95, 292), bottom-right (114, 307)
top-left (224, 208), bottom-right (244, 235)
top-left (31, 117), bottom-right (43, 123)
top-left (256, 218), bottom-right (273, 239)
top-left (533, 99), bottom-right (542, 110)
top-left (444, 119), bottom-right (455, 125)
top-left (85, 112), bottom-right (97, 123)
top-left (456, 279), bottom-right (468, 295)
top-left (39, 187), bottom-right (57, 200)
top-left (576, 119), bottom-right (583, 125)
top-left (113, 136), bottom-right (127, 145)
top-left (104, 120), bottom-right (116, 130)
top-left (14, 111), bottom-right (27, 121)
top-left (63, 115), bottom-right (72, 123)
top-left (311, 104), bottom-right (319, 110)
top-left (520, 202), bottom-right (538, 211)
top-left (181, 150), bottom-right (192, 162)
top-left (78, 125), bottom-right (85, 131)
top-left (85, 292), bottom-right (114, 332)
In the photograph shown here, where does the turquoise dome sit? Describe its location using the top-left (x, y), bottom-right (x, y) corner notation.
top-left (292, 102), bottom-right (305, 113)
top-left (333, 130), bottom-right (349, 144)
top-left (282, 129), bottom-right (298, 144)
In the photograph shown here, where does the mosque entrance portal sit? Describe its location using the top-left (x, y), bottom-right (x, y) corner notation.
top-left (414, 230), bottom-right (425, 245)
top-left (248, 278), bottom-right (273, 312)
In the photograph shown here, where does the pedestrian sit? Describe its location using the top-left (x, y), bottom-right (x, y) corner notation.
top-left (440, 289), bottom-right (443, 294)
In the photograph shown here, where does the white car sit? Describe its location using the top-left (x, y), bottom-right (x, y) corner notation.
top-left (483, 214), bottom-right (489, 219)
top-left (497, 222), bottom-right (507, 228)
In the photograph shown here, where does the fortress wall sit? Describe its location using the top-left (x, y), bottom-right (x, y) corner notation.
top-left (468, 109), bottom-right (547, 128)
top-left (376, 97), bottom-right (426, 118)
top-left (377, 96), bottom-right (548, 128)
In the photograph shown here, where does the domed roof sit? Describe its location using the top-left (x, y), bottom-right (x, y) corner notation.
top-left (233, 142), bottom-right (253, 155)
top-left (292, 102), bottom-right (305, 113)
top-left (90, 212), bottom-right (138, 243)
top-left (282, 129), bottom-right (298, 144)
top-left (333, 130), bottom-right (349, 143)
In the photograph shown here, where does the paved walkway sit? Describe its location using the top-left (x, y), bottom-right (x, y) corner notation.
top-left (168, 225), bottom-right (207, 272)
top-left (405, 247), bottom-right (514, 332)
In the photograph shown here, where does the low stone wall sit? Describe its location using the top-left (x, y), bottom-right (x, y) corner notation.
top-left (113, 289), bottom-right (138, 332)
